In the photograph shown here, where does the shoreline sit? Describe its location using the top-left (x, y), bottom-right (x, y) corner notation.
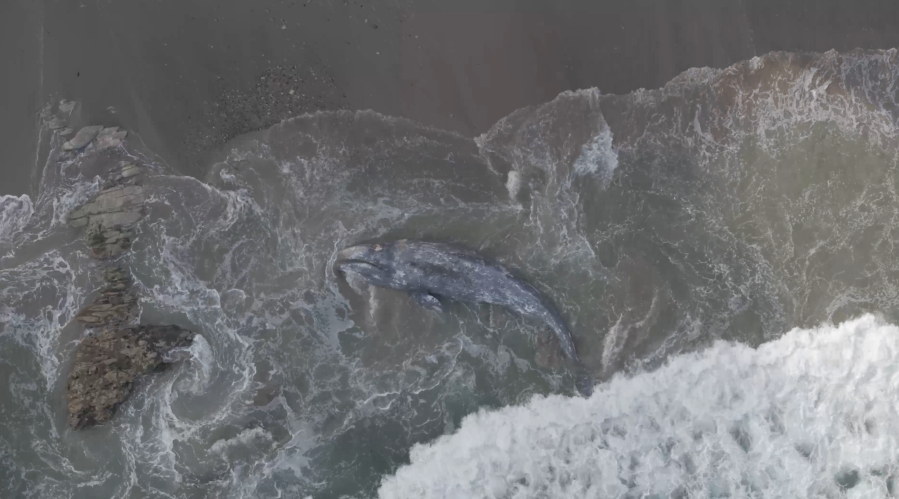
top-left (3, 0), bottom-right (899, 197)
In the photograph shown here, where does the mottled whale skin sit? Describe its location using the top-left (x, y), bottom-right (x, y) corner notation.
top-left (334, 239), bottom-right (594, 397)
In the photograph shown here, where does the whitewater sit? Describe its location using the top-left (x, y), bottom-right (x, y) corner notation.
top-left (379, 314), bottom-right (899, 498)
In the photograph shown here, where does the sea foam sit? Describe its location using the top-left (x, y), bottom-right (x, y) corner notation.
top-left (379, 314), bottom-right (899, 499)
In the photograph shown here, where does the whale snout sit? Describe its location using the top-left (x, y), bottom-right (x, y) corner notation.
top-left (336, 246), bottom-right (365, 263)
top-left (334, 245), bottom-right (373, 272)
top-left (335, 243), bottom-right (386, 263)
top-left (334, 244), bottom-right (388, 279)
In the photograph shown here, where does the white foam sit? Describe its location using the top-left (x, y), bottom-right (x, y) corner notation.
top-left (505, 170), bottom-right (522, 201)
top-left (572, 128), bottom-right (618, 185)
top-left (0, 194), bottom-right (34, 242)
top-left (378, 314), bottom-right (899, 498)
top-left (174, 334), bottom-right (215, 395)
top-left (0, 251), bottom-right (80, 389)
top-left (209, 427), bottom-right (274, 457)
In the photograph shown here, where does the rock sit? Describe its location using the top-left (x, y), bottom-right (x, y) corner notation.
top-left (69, 216), bottom-right (89, 228)
top-left (58, 127), bottom-right (74, 137)
top-left (121, 165), bottom-right (141, 178)
top-left (63, 125), bottom-right (104, 151)
top-left (94, 127), bottom-right (128, 151)
top-left (47, 117), bottom-right (66, 130)
top-left (59, 100), bottom-right (76, 114)
top-left (66, 325), bottom-right (195, 430)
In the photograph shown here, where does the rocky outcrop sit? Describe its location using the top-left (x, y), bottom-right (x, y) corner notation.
top-left (94, 126), bottom-right (128, 152)
top-left (61, 125), bottom-right (128, 152)
top-left (67, 182), bottom-right (146, 260)
top-left (61, 122), bottom-right (196, 430)
top-left (67, 325), bottom-right (195, 430)
top-left (39, 101), bottom-right (128, 154)
top-left (63, 125), bottom-right (104, 151)
top-left (66, 161), bottom-right (147, 260)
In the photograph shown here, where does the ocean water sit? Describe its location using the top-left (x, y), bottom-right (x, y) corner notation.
top-left (1, 49), bottom-right (898, 498)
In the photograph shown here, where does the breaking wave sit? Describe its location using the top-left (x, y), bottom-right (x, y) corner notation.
top-left (379, 314), bottom-right (899, 498)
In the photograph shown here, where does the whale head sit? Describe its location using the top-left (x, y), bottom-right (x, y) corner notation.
top-left (334, 243), bottom-right (394, 287)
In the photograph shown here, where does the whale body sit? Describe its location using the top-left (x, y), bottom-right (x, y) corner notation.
top-left (335, 239), bottom-right (593, 397)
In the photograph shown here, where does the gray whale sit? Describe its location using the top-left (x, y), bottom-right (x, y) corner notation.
top-left (335, 239), bottom-right (593, 397)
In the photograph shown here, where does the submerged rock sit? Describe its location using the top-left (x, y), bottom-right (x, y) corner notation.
top-left (63, 125), bottom-right (104, 151)
top-left (121, 164), bottom-right (141, 178)
top-left (66, 325), bottom-right (195, 430)
top-left (100, 164), bottom-right (143, 188)
top-left (47, 117), bottom-right (66, 130)
top-left (38, 101), bottom-right (74, 136)
top-left (39, 103), bottom-right (52, 121)
top-left (75, 267), bottom-right (139, 328)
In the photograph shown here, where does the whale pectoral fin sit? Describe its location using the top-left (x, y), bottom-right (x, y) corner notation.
top-left (410, 291), bottom-right (444, 312)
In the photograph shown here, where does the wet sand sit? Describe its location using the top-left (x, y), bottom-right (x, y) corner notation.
top-left (2, 0), bottom-right (898, 196)
top-left (1, 0), bottom-right (44, 198)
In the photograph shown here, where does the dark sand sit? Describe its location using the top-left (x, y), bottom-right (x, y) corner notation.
top-left (2, 0), bottom-right (898, 196)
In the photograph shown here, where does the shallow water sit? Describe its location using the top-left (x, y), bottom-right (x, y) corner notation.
top-left (1, 49), bottom-right (898, 498)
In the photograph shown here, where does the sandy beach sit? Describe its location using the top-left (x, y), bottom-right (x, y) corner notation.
top-left (2, 0), bottom-right (898, 193)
